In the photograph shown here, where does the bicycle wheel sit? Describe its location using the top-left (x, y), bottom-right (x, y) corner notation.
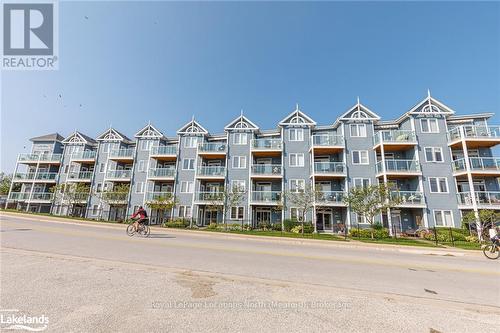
top-left (483, 244), bottom-right (500, 260)
top-left (141, 225), bottom-right (150, 237)
top-left (126, 224), bottom-right (136, 237)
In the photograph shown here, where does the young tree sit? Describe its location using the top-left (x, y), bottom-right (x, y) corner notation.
top-left (51, 183), bottom-right (91, 216)
top-left (285, 183), bottom-right (317, 235)
top-left (462, 210), bottom-right (500, 241)
top-left (0, 172), bottom-right (13, 195)
top-left (343, 183), bottom-right (401, 239)
top-left (145, 193), bottom-right (178, 225)
top-left (222, 185), bottom-right (247, 230)
top-left (99, 184), bottom-right (130, 219)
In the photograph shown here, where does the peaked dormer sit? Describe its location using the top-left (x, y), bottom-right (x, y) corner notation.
top-left (339, 98), bottom-right (380, 122)
top-left (177, 118), bottom-right (208, 135)
top-left (62, 131), bottom-right (97, 146)
top-left (279, 105), bottom-right (316, 127)
top-left (224, 113), bottom-right (259, 131)
top-left (408, 91), bottom-right (454, 115)
top-left (96, 127), bottom-right (132, 143)
top-left (134, 124), bottom-right (164, 139)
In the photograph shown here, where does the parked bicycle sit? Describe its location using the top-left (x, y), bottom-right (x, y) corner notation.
top-left (126, 218), bottom-right (150, 237)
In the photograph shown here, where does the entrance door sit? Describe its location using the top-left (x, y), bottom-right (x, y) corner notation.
top-left (391, 213), bottom-right (402, 234)
top-left (255, 208), bottom-right (271, 226)
top-left (205, 209), bottom-right (218, 225)
top-left (316, 210), bottom-right (332, 231)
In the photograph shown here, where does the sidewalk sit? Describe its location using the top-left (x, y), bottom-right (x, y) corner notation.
top-left (0, 211), bottom-right (481, 257)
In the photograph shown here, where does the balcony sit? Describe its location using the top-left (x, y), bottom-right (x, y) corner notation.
top-left (313, 162), bottom-right (346, 179)
top-left (106, 170), bottom-right (132, 181)
top-left (71, 150), bottom-right (97, 162)
top-left (251, 164), bottom-right (282, 178)
top-left (72, 192), bottom-right (90, 202)
top-left (13, 173), bottom-right (35, 181)
top-left (100, 192), bottom-right (129, 204)
top-left (315, 191), bottom-right (346, 206)
top-left (198, 143), bottom-right (227, 158)
top-left (14, 172), bottom-right (58, 182)
top-left (148, 167), bottom-right (176, 180)
top-left (457, 191), bottom-right (500, 208)
top-left (108, 148), bottom-right (135, 161)
top-left (376, 159), bottom-right (421, 178)
top-left (197, 166), bottom-right (226, 179)
top-left (251, 191), bottom-right (282, 205)
top-left (8, 192), bottom-right (30, 201)
top-left (67, 171), bottom-right (93, 182)
top-left (145, 191), bottom-right (174, 202)
top-left (251, 139), bottom-right (282, 156)
top-left (452, 157), bottom-right (500, 177)
top-left (30, 192), bottom-right (54, 202)
top-left (195, 191), bottom-right (224, 204)
top-left (390, 191), bottom-right (425, 207)
top-left (311, 135), bottom-right (344, 153)
top-left (150, 145), bottom-right (177, 160)
top-left (18, 153), bottom-right (62, 164)
top-left (448, 125), bottom-right (500, 149)
top-left (373, 130), bottom-right (417, 151)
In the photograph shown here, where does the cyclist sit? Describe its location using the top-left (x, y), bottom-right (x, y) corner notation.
top-left (131, 206), bottom-right (148, 232)
top-left (488, 222), bottom-right (500, 246)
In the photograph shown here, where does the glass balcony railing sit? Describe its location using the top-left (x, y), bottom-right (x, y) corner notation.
top-left (106, 170), bottom-right (132, 179)
top-left (71, 151), bottom-right (96, 160)
top-left (448, 125), bottom-right (500, 142)
top-left (150, 145), bottom-right (177, 156)
top-left (198, 143), bottom-right (227, 153)
top-left (376, 159), bottom-right (420, 174)
top-left (68, 171), bottom-right (93, 180)
top-left (146, 191), bottom-right (174, 201)
top-left (251, 139), bottom-right (282, 150)
top-left (197, 166), bottom-right (226, 177)
top-left (18, 153), bottom-right (62, 162)
top-left (101, 192), bottom-right (129, 202)
top-left (251, 164), bottom-right (282, 176)
top-left (315, 191), bottom-right (345, 203)
top-left (452, 157), bottom-right (500, 172)
top-left (314, 162), bottom-right (346, 174)
top-left (390, 191), bottom-right (424, 205)
top-left (35, 172), bottom-right (58, 180)
top-left (457, 191), bottom-right (500, 206)
top-left (109, 148), bottom-right (135, 158)
top-left (8, 192), bottom-right (31, 200)
top-left (196, 191), bottom-right (224, 202)
top-left (13, 173), bottom-right (35, 180)
top-left (148, 168), bottom-right (176, 178)
top-left (373, 130), bottom-right (416, 145)
top-left (252, 191), bottom-right (282, 203)
top-left (312, 135), bottom-right (344, 147)
top-left (31, 192), bottom-right (54, 201)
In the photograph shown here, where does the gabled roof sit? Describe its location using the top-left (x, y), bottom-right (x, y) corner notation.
top-left (338, 98), bottom-right (381, 121)
top-left (30, 133), bottom-right (64, 142)
top-left (408, 91), bottom-right (454, 115)
top-left (279, 104), bottom-right (316, 127)
top-left (177, 118), bottom-right (208, 135)
top-left (62, 131), bottom-right (97, 145)
top-left (134, 123), bottom-right (164, 139)
top-left (96, 128), bottom-right (132, 143)
top-left (224, 112), bottom-right (259, 131)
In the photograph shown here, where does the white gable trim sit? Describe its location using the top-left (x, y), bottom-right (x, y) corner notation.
top-left (224, 115), bottom-right (259, 131)
top-left (177, 119), bottom-right (208, 135)
top-left (135, 124), bottom-right (163, 138)
top-left (408, 96), bottom-right (455, 115)
top-left (279, 106), bottom-right (316, 126)
top-left (62, 132), bottom-right (87, 145)
top-left (96, 128), bottom-right (125, 142)
top-left (338, 102), bottom-right (380, 121)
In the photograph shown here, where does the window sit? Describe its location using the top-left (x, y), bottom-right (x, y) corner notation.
top-left (354, 213), bottom-right (368, 224)
top-left (96, 183), bottom-right (102, 193)
top-left (289, 128), bottom-right (304, 141)
top-left (184, 136), bottom-right (199, 148)
top-left (352, 151), bottom-right (369, 164)
top-left (180, 181), bottom-right (194, 193)
top-left (425, 147), bottom-right (444, 162)
top-left (92, 205), bottom-right (98, 215)
top-left (99, 163), bottom-right (105, 173)
top-left (290, 179), bottom-right (305, 192)
top-left (178, 206), bottom-right (192, 218)
top-left (182, 159), bottom-right (195, 170)
top-left (138, 160), bottom-right (145, 172)
top-left (232, 156), bottom-right (247, 169)
top-left (231, 207), bottom-right (244, 220)
top-left (231, 180), bottom-right (246, 192)
top-left (429, 177), bottom-right (448, 193)
top-left (64, 165), bottom-right (69, 174)
top-left (290, 208), bottom-right (305, 221)
top-left (290, 153), bottom-right (304, 167)
top-left (434, 210), bottom-right (453, 227)
top-left (135, 182), bottom-right (144, 193)
top-left (233, 133), bottom-right (247, 145)
top-left (353, 178), bottom-right (371, 188)
top-left (350, 124), bottom-right (367, 137)
top-left (420, 119), bottom-right (439, 133)
top-left (140, 140), bottom-right (152, 151)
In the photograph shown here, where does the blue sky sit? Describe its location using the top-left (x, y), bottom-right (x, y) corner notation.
top-left (1, 1), bottom-right (499, 172)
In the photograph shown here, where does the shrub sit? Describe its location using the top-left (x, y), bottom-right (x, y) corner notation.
top-left (283, 219), bottom-right (297, 232)
top-left (228, 223), bottom-right (242, 231)
top-left (290, 225), bottom-right (302, 234)
top-left (206, 223), bottom-right (221, 230)
top-left (290, 222), bottom-right (313, 234)
top-left (350, 227), bottom-right (389, 239)
top-left (423, 228), bottom-right (468, 242)
top-left (465, 235), bottom-right (478, 243)
top-left (163, 218), bottom-right (189, 228)
top-left (258, 221), bottom-right (272, 231)
top-left (271, 223), bottom-right (282, 231)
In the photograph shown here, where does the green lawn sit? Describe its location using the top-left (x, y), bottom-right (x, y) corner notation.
top-left (352, 237), bottom-right (441, 248)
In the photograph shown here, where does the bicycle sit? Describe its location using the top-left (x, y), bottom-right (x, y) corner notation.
top-left (483, 240), bottom-right (500, 260)
top-left (126, 218), bottom-right (150, 237)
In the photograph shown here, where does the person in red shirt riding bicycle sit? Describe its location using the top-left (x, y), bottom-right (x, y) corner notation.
top-left (131, 206), bottom-right (148, 232)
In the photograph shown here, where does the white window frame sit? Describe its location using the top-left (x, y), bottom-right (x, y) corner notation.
top-left (231, 180), bottom-right (246, 192)
top-left (289, 153), bottom-right (305, 167)
top-left (352, 150), bottom-right (369, 165)
top-left (178, 206), bottom-right (192, 218)
top-left (184, 136), bottom-right (199, 148)
top-left (135, 182), bottom-right (144, 194)
top-left (140, 140), bottom-right (152, 151)
top-left (182, 158), bottom-right (195, 170)
top-left (353, 178), bottom-right (371, 188)
top-left (289, 179), bottom-right (305, 192)
top-left (99, 163), bottom-right (105, 173)
top-left (232, 156), bottom-right (247, 169)
top-left (289, 128), bottom-right (304, 141)
top-left (290, 207), bottom-right (305, 221)
top-left (350, 124), bottom-right (367, 137)
top-left (233, 133), bottom-right (248, 145)
top-left (230, 206), bottom-right (244, 220)
top-left (180, 181), bottom-right (194, 193)
top-left (354, 213), bottom-right (369, 225)
top-left (424, 147), bottom-right (444, 163)
top-left (433, 210), bottom-right (453, 227)
top-left (429, 177), bottom-right (449, 193)
top-left (420, 118), bottom-right (439, 133)
top-left (138, 160), bottom-right (145, 172)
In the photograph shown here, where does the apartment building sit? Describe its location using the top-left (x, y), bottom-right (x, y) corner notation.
top-left (6, 93), bottom-right (500, 233)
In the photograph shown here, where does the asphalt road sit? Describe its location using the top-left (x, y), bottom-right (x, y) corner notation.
top-left (1, 213), bottom-right (499, 333)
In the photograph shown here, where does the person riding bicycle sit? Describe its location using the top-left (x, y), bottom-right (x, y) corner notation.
top-left (488, 222), bottom-right (500, 246)
top-left (131, 206), bottom-right (148, 232)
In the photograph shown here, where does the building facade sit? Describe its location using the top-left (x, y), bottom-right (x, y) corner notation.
top-left (6, 94), bottom-right (500, 233)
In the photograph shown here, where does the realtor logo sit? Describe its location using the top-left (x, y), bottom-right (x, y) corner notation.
top-left (2, 1), bottom-right (58, 70)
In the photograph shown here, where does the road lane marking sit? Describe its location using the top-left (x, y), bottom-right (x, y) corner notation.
top-left (1, 219), bottom-right (498, 276)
